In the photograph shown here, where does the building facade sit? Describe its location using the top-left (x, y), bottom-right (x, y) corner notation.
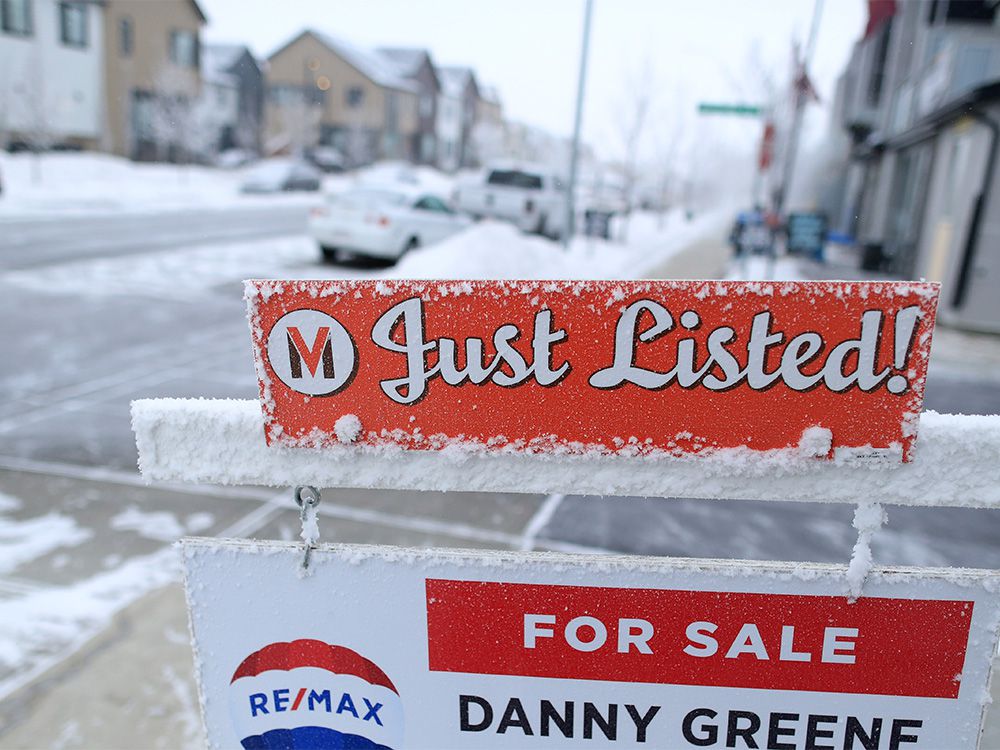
top-left (0, 0), bottom-right (105, 150)
top-left (437, 66), bottom-right (479, 170)
top-left (101, 0), bottom-right (206, 161)
top-left (830, 0), bottom-right (1000, 331)
top-left (265, 30), bottom-right (419, 165)
top-left (200, 43), bottom-right (263, 155)
top-left (378, 47), bottom-right (440, 165)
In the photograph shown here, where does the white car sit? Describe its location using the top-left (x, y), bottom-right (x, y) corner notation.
top-left (240, 158), bottom-right (322, 193)
top-left (309, 188), bottom-right (471, 263)
top-left (453, 163), bottom-right (568, 240)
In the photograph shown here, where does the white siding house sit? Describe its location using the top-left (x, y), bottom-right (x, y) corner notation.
top-left (0, 0), bottom-right (104, 148)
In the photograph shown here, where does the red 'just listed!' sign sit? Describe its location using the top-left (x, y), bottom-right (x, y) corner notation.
top-left (245, 279), bottom-right (939, 461)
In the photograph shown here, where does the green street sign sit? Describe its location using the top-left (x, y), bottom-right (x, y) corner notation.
top-left (697, 103), bottom-right (764, 117)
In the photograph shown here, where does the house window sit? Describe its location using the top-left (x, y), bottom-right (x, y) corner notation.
top-left (346, 86), bottom-right (364, 108)
top-left (385, 92), bottom-right (399, 133)
top-left (929, 0), bottom-right (996, 23)
top-left (1, 0), bottom-right (32, 35)
top-left (59, 2), bottom-right (87, 47)
top-left (268, 84), bottom-right (323, 107)
top-left (419, 95), bottom-right (433, 118)
top-left (119, 17), bottom-right (133, 56)
top-left (169, 29), bottom-right (198, 67)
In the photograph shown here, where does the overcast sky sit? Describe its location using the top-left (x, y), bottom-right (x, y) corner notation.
top-left (200, 0), bottom-right (866, 163)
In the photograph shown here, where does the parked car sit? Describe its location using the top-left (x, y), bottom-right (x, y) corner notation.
top-left (215, 149), bottom-right (256, 169)
top-left (307, 147), bottom-right (347, 173)
top-left (240, 159), bottom-right (322, 193)
top-left (309, 187), bottom-right (471, 263)
top-left (453, 163), bottom-right (567, 240)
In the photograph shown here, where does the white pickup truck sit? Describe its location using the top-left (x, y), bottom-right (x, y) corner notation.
top-left (453, 164), bottom-right (568, 240)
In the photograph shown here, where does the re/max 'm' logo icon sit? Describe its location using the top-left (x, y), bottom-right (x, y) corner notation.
top-left (266, 310), bottom-right (356, 396)
top-left (286, 327), bottom-right (335, 379)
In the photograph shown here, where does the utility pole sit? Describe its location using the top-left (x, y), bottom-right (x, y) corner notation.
top-left (776, 0), bottom-right (824, 215)
top-left (563, 0), bottom-right (594, 249)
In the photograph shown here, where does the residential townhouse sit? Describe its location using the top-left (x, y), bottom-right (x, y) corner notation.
top-left (470, 84), bottom-right (504, 166)
top-left (264, 30), bottom-right (419, 166)
top-left (378, 47), bottom-right (440, 165)
top-left (0, 0), bottom-right (105, 150)
top-left (201, 43), bottom-right (264, 154)
top-left (437, 65), bottom-right (479, 170)
top-left (101, 0), bottom-right (206, 161)
top-left (829, 0), bottom-right (1000, 331)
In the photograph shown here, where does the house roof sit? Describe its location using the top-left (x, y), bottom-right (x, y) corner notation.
top-left (377, 48), bottom-right (427, 77)
top-left (202, 43), bottom-right (244, 71)
top-left (377, 47), bottom-right (440, 94)
top-left (479, 85), bottom-right (501, 105)
top-left (201, 43), bottom-right (246, 87)
top-left (438, 66), bottom-right (477, 99)
top-left (188, 0), bottom-right (208, 23)
top-left (309, 31), bottom-right (419, 93)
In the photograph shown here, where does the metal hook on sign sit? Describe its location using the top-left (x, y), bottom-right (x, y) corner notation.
top-left (846, 501), bottom-right (886, 603)
top-left (294, 485), bottom-right (322, 575)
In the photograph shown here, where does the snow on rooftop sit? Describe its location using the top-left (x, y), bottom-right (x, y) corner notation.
top-left (438, 66), bottom-right (473, 98)
top-left (311, 31), bottom-right (420, 93)
top-left (376, 47), bottom-right (428, 78)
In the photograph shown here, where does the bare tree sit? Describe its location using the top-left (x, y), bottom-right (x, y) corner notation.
top-left (611, 57), bottom-right (654, 242)
top-left (343, 115), bottom-right (371, 168)
top-left (268, 94), bottom-right (321, 158)
top-left (9, 47), bottom-right (55, 183)
top-left (149, 66), bottom-right (216, 166)
top-left (233, 106), bottom-right (260, 154)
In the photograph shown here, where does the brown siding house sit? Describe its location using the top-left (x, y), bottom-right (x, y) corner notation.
top-left (102, 0), bottom-right (206, 160)
top-left (265, 30), bottom-right (419, 165)
top-left (378, 47), bottom-right (440, 165)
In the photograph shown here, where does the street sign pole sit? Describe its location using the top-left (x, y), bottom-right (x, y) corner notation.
top-left (563, 0), bottom-right (594, 250)
top-left (776, 0), bottom-right (824, 215)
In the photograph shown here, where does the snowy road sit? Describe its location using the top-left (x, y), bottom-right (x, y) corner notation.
top-left (1, 206), bottom-right (1000, 746)
top-left (0, 204), bottom-right (309, 270)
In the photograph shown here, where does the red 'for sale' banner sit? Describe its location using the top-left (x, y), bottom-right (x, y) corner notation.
top-left (245, 279), bottom-right (939, 460)
top-left (424, 580), bottom-right (972, 699)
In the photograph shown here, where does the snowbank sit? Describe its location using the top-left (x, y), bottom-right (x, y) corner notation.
top-left (0, 153), bottom-right (462, 219)
top-left (0, 152), bottom-right (316, 218)
top-left (389, 210), bottom-right (729, 280)
top-left (132, 398), bottom-right (1000, 508)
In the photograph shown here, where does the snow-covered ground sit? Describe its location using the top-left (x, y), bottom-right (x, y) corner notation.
top-left (3, 209), bottom-right (729, 303)
top-left (0, 153), bottom-right (463, 219)
top-left (0, 153), bottom-right (304, 217)
top-left (392, 210), bottom-right (727, 279)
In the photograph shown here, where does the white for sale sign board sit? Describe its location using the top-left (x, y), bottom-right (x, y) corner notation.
top-left (182, 539), bottom-right (1000, 749)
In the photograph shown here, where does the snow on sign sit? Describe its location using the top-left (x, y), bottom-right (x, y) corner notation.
top-left (183, 540), bottom-right (1000, 749)
top-left (245, 279), bottom-right (939, 462)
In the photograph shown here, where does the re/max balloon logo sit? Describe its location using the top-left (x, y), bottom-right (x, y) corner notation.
top-left (228, 640), bottom-right (402, 749)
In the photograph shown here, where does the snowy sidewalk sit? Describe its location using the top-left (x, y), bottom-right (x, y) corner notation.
top-left (0, 462), bottom-right (572, 748)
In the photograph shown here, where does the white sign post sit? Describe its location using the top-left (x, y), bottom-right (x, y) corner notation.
top-left (182, 540), bottom-right (1000, 750)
